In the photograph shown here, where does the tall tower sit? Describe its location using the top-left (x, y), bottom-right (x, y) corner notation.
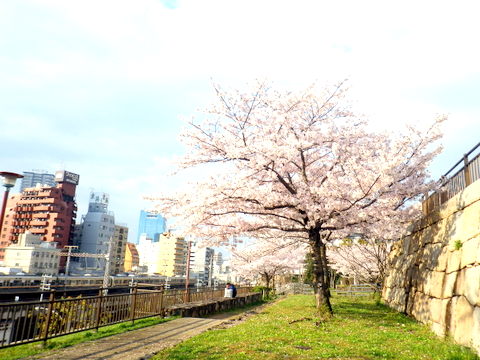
top-left (76, 192), bottom-right (115, 271)
top-left (110, 224), bottom-right (128, 275)
top-left (20, 170), bottom-right (56, 192)
top-left (0, 170), bottom-right (79, 265)
top-left (192, 244), bottom-right (215, 285)
top-left (137, 210), bottom-right (166, 243)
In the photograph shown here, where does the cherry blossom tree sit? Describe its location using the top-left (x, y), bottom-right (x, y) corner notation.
top-left (327, 235), bottom-right (392, 288)
top-left (154, 80), bottom-right (444, 313)
top-left (231, 241), bottom-right (306, 288)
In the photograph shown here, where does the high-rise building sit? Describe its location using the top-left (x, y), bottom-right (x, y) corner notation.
top-left (20, 171), bottom-right (56, 192)
top-left (75, 192), bottom-right (115, 271)
top-left (213, 252), bottom-right (224, 274)
top-left (137, 210), bottom-right (166, 243)
top-left (192, 244), bottom-right (214, 286)
top-left (156, 233), bottom-right (187, 276)
top-left (0, 170), bottom-right (79, 266)
top-left (110, 224), bottom-right (128, 275)
top-left (136, 232), bottom-right (187, 276)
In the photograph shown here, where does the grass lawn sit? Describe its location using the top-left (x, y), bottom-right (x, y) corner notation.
top-left (153, 295), bottom-right (479, 360)
top-left (0, 316), bottom-right (175, 360)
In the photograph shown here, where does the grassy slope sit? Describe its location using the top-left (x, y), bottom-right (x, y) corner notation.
top-left (154, 295), bottom-right (479, 360)
top-left (0, 316), bottom-right (174, 360)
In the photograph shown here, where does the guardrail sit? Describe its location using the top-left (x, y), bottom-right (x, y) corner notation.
top-left (423, 142), bottom-right (480, 215)
top-left (332, 284), bottom-right (377, 297)
top-left (0, 286), bottom-right (252, 349)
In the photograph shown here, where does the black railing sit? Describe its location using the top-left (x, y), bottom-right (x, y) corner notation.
top-left (423, 142), bottom-right (480, 214)
top-left (0, 286), bottom-right (253, 349)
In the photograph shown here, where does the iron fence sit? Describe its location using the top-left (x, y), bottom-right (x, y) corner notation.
top-left (0, 286), bottom-right (252, 349)
top-left (423, 142), bottom-right (480, 214)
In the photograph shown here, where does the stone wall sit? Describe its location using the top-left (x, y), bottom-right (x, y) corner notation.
top-left (165, 292), bottom-right (263, 317)
top-left (383, 179), bottom-right (480, 354)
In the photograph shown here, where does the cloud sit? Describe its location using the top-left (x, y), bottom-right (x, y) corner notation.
top-left (1, 0), bottom-right (479, 242)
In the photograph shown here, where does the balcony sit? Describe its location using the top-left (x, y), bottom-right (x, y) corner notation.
top-left (32, 213), bottom-right (50, 219)
top-left (34, 205), bottom-right (51, 211)
top-left (29, 228), bottom-right (47, 235)
top-left (30, 220), bottom-right (48, 226)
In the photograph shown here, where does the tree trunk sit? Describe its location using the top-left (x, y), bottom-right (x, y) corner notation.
top-left (263, 273), bottom-right (271, 289)
top-left (309, 227), bottom-right (333, 313)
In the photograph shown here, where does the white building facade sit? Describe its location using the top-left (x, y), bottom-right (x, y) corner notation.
top-left (75, 192), bottom-right (115, 272)
top-left (3, 232), bottom-right (60, 275)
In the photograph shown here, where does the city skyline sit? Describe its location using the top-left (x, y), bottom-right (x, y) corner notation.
top-left (1, 1), bottom-right (480, 243)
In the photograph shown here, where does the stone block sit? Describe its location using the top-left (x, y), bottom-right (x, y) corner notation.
top-left (455, 269), bottom-right (466, 297)
top-left (430, 220), bottom-right (448, 245)
top-left (410, 266), bottom-right (422, 289)
top-left (424, 243), bottom-right (446, 270)
top-left (429, 297), bottom-right (446, 324)
top-left (446, 248), bottom-right (462, 274)
top-left (412, 292), bottom-right (429, 324)
top-left (442, 271), bottom-right (458, 299)
top-left (431, 321), bottom-right (446, 337)
top-left (461, 238), bottom-right (479, 268)
top-left (382, 286), bottom-right (391, 301)
top-left (464, 266), bottom-right (480, 306)
top-left (390, 287), bottom-right (406, 308)
top-left (401, 236), bottom-right (411, 256)
top-left (456, 179), bottom-right (480, 211)
top-left (389, 269), bottom-right (407, 288)
top-left (405, 288), bottom-right (416, 315)
top-left (409, 234), bottom-right (421, 255)
top-left (451, 296), bottom-right (475, 347)
top-left (434, 246), bottom-right (449, 272)
top-left (449, 202), bottom-right (480, 245)
top-left (424, 270), bottom-right (445, 298)
top-left (472, 306), bottom-right (480, 355)
top-left (439, 197), bottom-right (460, 219)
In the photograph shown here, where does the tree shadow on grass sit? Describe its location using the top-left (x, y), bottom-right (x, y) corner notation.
top-left (333, 299), bottom-right (412, 324)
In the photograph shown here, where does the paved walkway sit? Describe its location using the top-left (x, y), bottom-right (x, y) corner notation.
top-left (24, 315), bottom-right (234, 360)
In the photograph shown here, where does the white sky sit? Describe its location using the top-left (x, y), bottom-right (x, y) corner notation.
top-left (1, 0), bottom-right (479, 242)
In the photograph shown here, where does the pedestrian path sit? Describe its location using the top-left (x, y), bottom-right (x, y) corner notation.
top-left (24, 316), bottom-right (227, 360)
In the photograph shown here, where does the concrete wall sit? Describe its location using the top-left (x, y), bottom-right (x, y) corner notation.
top-left (383, 179), bottom-right (480, 353)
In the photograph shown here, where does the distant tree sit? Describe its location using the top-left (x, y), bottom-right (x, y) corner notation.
top-left (154, 81), bottom-right (444, 313)
top-left (231, 241), bottom-right (306, 289)
top-left (327, 235), bottom-right (392, 288)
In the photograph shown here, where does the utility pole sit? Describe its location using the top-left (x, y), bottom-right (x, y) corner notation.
top-left (102, 236), bottom-right (114, 296)
top-left (184, 241), bottom-right (192, 302)
top-left (40, 274), bottom-right (52, 301)
top-left (64, 245), bottom-right (78, 276)
top-left (208, 251), bottom-right (213, 288)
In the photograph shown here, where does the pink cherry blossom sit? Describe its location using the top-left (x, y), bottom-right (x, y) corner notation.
top-left (151, 80), bottom-right (445, 312)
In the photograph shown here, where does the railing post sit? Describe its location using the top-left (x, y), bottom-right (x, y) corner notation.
top-left (95, 289), bottom-right (104, 332)
top-left (42, 290), bottom-right (56, 347)
top-left (464, 154), bottom-right (472, 187)
top-left (130, 285), bottom-right (138, 325)
top-left (183, 288), bottom-right (190, 303)
top-left (158, 287), bottom-right (164, 317)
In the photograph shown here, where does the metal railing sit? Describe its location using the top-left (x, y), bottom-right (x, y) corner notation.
top-left (332, 284), bottom-right (377, 297)
top-left (423, 142), bottom-right (480, 214)
top-left (0, 286), bottom-right (253, 349)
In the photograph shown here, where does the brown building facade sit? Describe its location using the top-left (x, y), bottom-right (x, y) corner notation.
top-left (0, 171), bottom-right (79, 265)
top-left (111, 224), bottom-right (128, 275)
